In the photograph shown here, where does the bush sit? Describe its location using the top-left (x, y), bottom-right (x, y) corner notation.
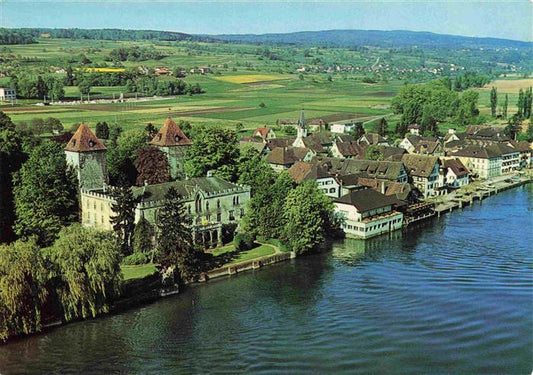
top-left (233, 232), bottom-right (255, 251)
top-left (122, 252), bottom-right (149, 265)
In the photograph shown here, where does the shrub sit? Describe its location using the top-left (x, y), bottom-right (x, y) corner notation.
top-left (122, 252), bottom-right (149, 265)
top-left (233, 232), bottom-right (255, 251)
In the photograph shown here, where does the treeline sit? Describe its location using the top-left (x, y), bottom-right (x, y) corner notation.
top-left (453, 72), bottom-right (490, 91)
top-left (126, 76), bottom-right (203, 96)
top-left (0, 29), bottom-right (36, 45)
top-left (10, 74), bottom-right (65, 100)
top-left (14, 28), bottom-right (205, 42)
top-left (105, 46), bottom-right (165, 62)
top-left (391, 78), bottom-right (482, 135)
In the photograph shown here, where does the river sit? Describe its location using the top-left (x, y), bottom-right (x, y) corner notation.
top-left (0, 184), bottom-right (532, 374)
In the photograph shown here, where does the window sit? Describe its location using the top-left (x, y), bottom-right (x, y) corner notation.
top-left (217, 212), bottom-right (221, 222)
top-left (240, 208), bottom-right (244, 217)
top-left (195, 195), bottom-right (202, 213)
top-left (217, 199), bottom-right (220, 209)
top-left (329, 188), bottom-right (336, 193)
top-left (206, 201), bottom-right (210, 212)
top-left (229, 210), bottom-right (235, 221)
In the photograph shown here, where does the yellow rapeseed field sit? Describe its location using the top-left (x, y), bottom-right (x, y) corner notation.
top-left (84, 67), bottom-right (126, 73)
top-left (214, 74), bottom-right (289, 84)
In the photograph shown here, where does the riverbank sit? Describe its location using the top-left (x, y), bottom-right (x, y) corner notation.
top-left (20, 172), bottom-right (533, 343)
top-left (428, 172), bottom-right (532, 216)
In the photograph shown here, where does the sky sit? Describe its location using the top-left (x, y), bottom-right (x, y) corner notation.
top-left (0, 1), bottom-right (531, 42)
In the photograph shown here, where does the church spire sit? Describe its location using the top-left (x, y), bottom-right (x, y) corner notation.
top-left (297, 108), bottom-right (307, 139)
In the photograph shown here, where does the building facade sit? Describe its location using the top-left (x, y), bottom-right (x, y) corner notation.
top-left (0, 87), bottom-right (16, 101)
top-left (81, 176), bottom-right (251, 247)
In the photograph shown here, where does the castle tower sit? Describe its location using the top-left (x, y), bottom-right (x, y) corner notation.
top-left (149, 117), bottom-right (192, 180)
top-left (65, 123), bottom-right (108, 190)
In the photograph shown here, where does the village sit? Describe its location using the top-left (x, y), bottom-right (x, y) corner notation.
top-left (71, 110), bottom-right (531, 248)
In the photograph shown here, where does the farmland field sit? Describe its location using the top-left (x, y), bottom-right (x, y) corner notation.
top-left (0, 37), bottom-right (530, 135)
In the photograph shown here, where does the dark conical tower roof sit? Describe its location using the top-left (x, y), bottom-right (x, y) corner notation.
top-left (65, 123), bottom-right (106, 152)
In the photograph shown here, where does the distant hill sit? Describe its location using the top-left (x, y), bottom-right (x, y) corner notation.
top-left (2, 28), bottom-right (211, 43)
top-left (209, 29), bottom-right (533, 49)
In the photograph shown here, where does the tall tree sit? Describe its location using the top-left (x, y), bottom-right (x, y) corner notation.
top-left (236, 146), bottom-right (273, 191)
top-left (490, 86), bottom-right (497, 117)
top-left (184, 126), bottom-right (239, 181)
top-left (133, 216), bottom-right (154, 256)
top-left (0, 112), bottom-right (24, 243)
top-left (47, 225), bottom-right (122, 322)
top-left (13, 142), bottom-right (78, 246)
top-left (107, 129), bottom-right (146, 185)
top-left (365, 145), bottom-right (384, 161)
top-left (281, 180), bottom-right (335, 255)
top-left (0, 238), bottom-right (48, 342)
top-left (502, 94), bottom-right (508, 118)
top-left (376, 117), bottom-right (387, 137)
top-left (517, 89), bottom-right (524, 118)
top-left (156, 187), bottom-right (202, 282)
top-left (524, 87), bottom-right (532, 119)
top-left (109, 185), bottom-right (137, 255)
top-left (134, 146), bottom-right (170, 186)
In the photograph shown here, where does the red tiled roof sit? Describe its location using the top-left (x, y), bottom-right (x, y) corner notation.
top-left (149, 117), bottom-right (192, 147)
top-left (64, 123), bottom-right (106, 152)
top-left (253, 127), bottom-right (270, 141)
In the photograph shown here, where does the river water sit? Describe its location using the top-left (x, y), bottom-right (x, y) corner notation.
top-left (1, 185), bottom-right (532, 374)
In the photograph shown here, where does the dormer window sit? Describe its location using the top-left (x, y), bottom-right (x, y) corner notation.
top-left (174, 135), bottom-right (181, 142)
top-left (158, 133), bottom-right (162, 141)
top-left (89, 140), bottom-right (95, 147)
top-left (72, 139), bottom-right (76, 146)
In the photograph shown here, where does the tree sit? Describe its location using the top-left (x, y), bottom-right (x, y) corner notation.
top-left (237, 146), bottom-right (273, 190)
top-left (376, 117), bottom-right (387, 137)
top-left (350, 122), bottom-right (365, 139)
top-left (95, 121), bottom-right (109, 139)
top-left (78, 76), bottom-right (92, 96)
top-left (184, 126), bottom-right (239, 181)
top-left (456, 90), bottom-right (479, 125)
top-left (503, 94), bottom-right (508, 118)
top-left (504, 114), bottom-right (522, 140)
top-left (47, 225), bottom-right (122, 322)
top-left (44, 117), bottom-right (63, 133)
top-left (156, 187), bottom-right (202, 282)
top-left (107, 129), bottom-right (146, 185)
top-left (0, 238), bottom-right (48, 342)
top-left (517, 89), bottom-right (524, 118)
top-left (109, 185), bottom-right (137, 255)
top-left (30, 118), bottom-right (47, 135)
top-left (490, 86), bottom-right (498, 117)
top-left (0, 112), bottom-right (24, 243)
top-left (65, 66), bottom-right (74, 86)
top-left (36, 76), bottom-right (47, 100)
top-left (13, 142), bottom-right (78, 246)
top-left (365, 145), bottom-right (384, 161)
top-left (524, 87), bottom-right (532, 119)
top-left (242, 171), bottom-right (294, 239)
top-left (145, 122), bottom-right (157, 138)
top-left (281, 180), bottom-right (335, 255)
top-left (133, 216), bottom-right (154, 256)
top-left (134, 146), bottom-right (170, 186)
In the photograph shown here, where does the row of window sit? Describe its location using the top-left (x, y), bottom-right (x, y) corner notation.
top-left (343, 217), bottom-right (401, 233)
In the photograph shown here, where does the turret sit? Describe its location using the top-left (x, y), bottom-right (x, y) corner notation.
top-left (65, 123), bottom-right (108, 190)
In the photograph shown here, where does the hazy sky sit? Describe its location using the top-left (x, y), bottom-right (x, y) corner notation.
top-left (1, 1), bottom-right (531, 41)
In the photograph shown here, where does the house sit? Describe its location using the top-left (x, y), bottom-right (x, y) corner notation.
top-left (413, 140), bottom-right (443, 156)
top-left (399, 135), bottom-right (437, 153)
top-left (331, 138), bottom-right (366, 159)
top-left (376, 146), bottom-right (407, 161)
top-left (80, 176), bottom-right (250, 248)
top-left (154, 67), bottom-right (170, 75)
top-left (442, 158), bottom-right (470, 188)
top-left (507, 140), bottom-right (532, 169)
top-left (408, 124), bottom-right (421, 135)
top-left (307, 118), bottom-right (327, 133)
top-left (357, 177), bottom-right (419, 203)
top-left (200, 67), bottom-right (211, 74)
top-left (331, 122), bottom-right (355, 134)
top-left (311, 156), bottom-right (409, 183)
top-left (453, 143), bottom-right (519, 178)
top-left (401, 154), bottom-right (442, 198)
top-left (333, 189), bottom-right (404, 239)
top-left (0, 88), bottom-right (16, 101)
top-left (465, 125), bottom-right (509, 142)
top-left (288, 161), bottom-right (341, 198)
top-left (149, 117), bottom-right (192, 180)
top-left (357, 133), bottom-right (389, 146)
top-left (266, 146), bottom-right (313, 172)
top-left (252, 127), bottom-right (276, 142)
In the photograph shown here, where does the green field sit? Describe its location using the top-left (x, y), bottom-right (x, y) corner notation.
top-left (121, 263), bottom-right (158, 281)
top-left (0, 37), bottom-right (530, 134)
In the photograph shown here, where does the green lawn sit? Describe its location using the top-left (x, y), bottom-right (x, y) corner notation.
top-left (121, 263), bottom-right (158, 281)
top-left (210, 243), bottom-right (276, 266)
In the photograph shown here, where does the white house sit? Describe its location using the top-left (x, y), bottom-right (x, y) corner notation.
top-left (402, 154), bottom-right (442, 198)
top-left (442, 158), bottom-right (470, 188)
top-left (0, 88), bottom-right (16, 101)
top-left (330, 122), bottom-right (355, 134)
top-left (334, 189), bottom-right (403, 239)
